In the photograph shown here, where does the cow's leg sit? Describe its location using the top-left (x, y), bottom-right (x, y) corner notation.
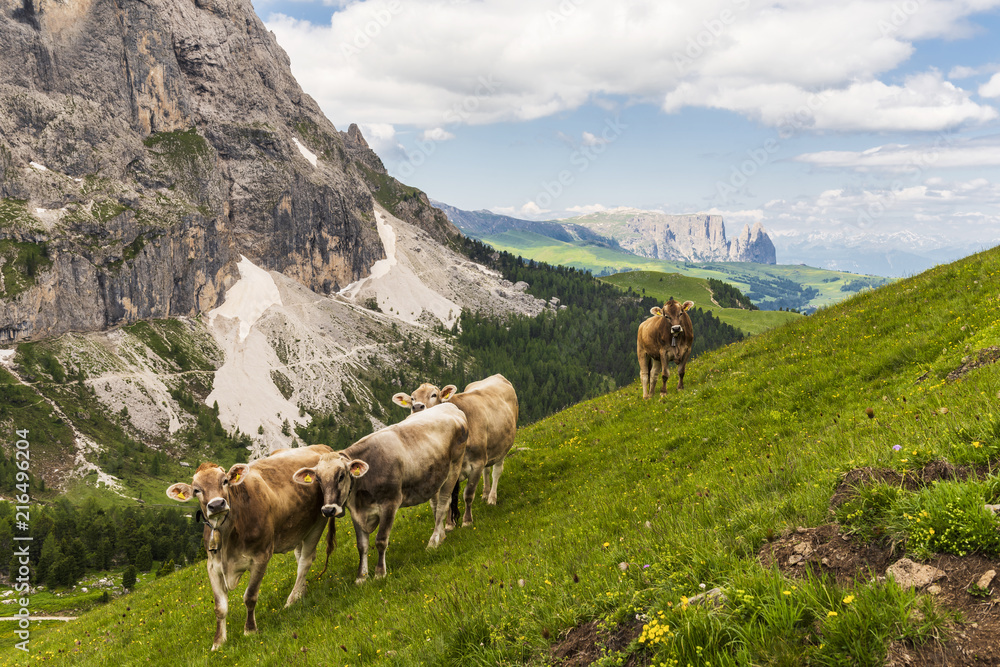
top-left (677, 358), bottom-right (687, 390)
top-left (481, 464), bottom-right (493, 500)
top-left (207, 560), bottom-right (229, 650)
top-left (446, 480), bottom-right (461, 531)
top-left (658, 351), bottom-right (670, 396)
top-left (486, 458), bottom-right (505, 505)
top-left (285, 518), bottom-right (325, 607)
top-left (638, 351), bottom-right (651, 399)
top-left (649, 358), bottom-right (662, 397)
top-left (463, 466), bottom-right (482, 525)
top-left (429, 473), bottom-right (459, 549)
top-left (353, 516), bottom-right (370, 585)
top-left (373, 505), bottom-right (399, 578)
top-left (242, 557), bottom-right (270, 635)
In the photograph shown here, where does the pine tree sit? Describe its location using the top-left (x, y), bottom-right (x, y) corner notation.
top-left (156, 559), bottom-right (175, 578)
top-left (122, 564), bottom-right (137, 590)
top-left (135, 543), bottom-right (153, 572)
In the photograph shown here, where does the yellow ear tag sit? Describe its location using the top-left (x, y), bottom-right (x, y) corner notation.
top-left (234, 473), bottom-right (240, 483)
top-left (304, 474), bottom-right (313, 483)
top-left (351, 464), bottom-right (362, 477)
top-left (177, 491), bottom-right (186, 500)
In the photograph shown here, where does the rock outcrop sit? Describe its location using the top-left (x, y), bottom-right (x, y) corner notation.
top-left (0, 0), bottom-right (455, 342)
top-left (616, 214), bottom-right (776, 264)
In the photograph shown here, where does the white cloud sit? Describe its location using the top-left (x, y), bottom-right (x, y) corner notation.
top-left (980, 73), bottom-right (1000, 98)
top-left (265, 0), bottom-right (1000, 133)
top-left (490, 201), bottom-right (551, 220)
top-left (795, 135), bottom-right (1000, 171)
top-left (420, 128), bottom-right (456, 142)
top-left (581, 131), bottom-right (607, 146)
top-left (759, 178), bottom-right (1000, 242)
top-left (565, 203), bottom-right (612, 215)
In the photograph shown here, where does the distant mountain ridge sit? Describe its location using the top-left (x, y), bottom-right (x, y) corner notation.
top-left (435, 203), bottom-right (776, 264)
top-left (430, 201), bottom-right (620, 248)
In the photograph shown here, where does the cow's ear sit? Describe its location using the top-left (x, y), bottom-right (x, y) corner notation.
top-left (392, 393), bottom-right (412, 408)
top-left (682, 300), bottom-right (694, 311)
top-left (650, 306), bottom-right (663, 316)
top-left (227, 464), bottom-right (249, 486)
top-left (349, 460), bottom-right (369, 478)
top-left (166, 483), bottom-right (194, 502)
top-left (292, 467), bottom-right (317, 485)
top-left (440, 385), bottom-right (458, 401)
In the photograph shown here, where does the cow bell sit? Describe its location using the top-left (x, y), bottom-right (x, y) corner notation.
top-left (671, 334), bottom-right (678, 348)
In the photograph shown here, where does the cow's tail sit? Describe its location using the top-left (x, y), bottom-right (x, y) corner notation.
top-left (315, 517), bottom-right (335, 579)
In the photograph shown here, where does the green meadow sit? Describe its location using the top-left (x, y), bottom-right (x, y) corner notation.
top-left (600, 270), bottom-right (802, 335)
top-left (482, 229), bottom-right (889, 312)
top-left (3, 247), bottom-right (999, 665)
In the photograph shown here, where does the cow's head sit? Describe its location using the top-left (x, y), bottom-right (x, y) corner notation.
top-left (166, 462), bottom-right (249, 521)
top-left (292, 454), bottom-right (369, 518)
top-left (651, 298), bottom-right (693, 336)
top-left (392, 383), bottom-right (458, 413)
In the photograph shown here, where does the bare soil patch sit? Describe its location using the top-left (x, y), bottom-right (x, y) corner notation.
top-left (550, 616), bottom-right (647, 666)
top-left (763, 462), bottom-right (1000, 665)
top-left (947, 346), bottom-right (1000, 382)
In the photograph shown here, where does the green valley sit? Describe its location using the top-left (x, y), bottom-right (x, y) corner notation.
top-left (482, 229), bottom-right (890, 313)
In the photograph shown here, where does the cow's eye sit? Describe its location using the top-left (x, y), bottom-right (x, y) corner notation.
top-left (431, 393), bottom-right (437, 399)
top-left (193, 489), bottom-right (201, 495)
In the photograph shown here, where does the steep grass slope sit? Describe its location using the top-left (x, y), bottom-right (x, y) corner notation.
top-left (3, 247), bottom-right (998, 665)
top-left (600, 270), bottom-right (802, 335)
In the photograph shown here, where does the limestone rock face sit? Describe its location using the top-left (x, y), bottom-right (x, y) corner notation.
top-left (618, 214), bottom-right (776, 264)
top-left (0, 0), bottom-right (452, 341)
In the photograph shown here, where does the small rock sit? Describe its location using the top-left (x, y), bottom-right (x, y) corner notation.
top-left (977, 570), bottom-right (996, 589)
top-left (821, 558), bottom-right (830, 566)
top-left (886, 558), bottom-right (946, 590)
top-left (687, 587), bottom-right (727, 608)
top-left (985, 504), bottom-right (1000, 515)
top-left (788, 554), bottom-right (803, 565)
top-left (796, 526), bottom-right (807, 534)
top-left (793, 542), bottom-right (813, 556)
top-left (927, 584), bottom-right (942, 595)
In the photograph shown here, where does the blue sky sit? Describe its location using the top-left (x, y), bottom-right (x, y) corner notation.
top-left (252, 0), bottom-right (1000, 254)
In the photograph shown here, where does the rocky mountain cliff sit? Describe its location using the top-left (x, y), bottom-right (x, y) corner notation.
top-left (0, 0), bottom-right (455, 343)
top-left (572, 212), bottom-right (776, 264)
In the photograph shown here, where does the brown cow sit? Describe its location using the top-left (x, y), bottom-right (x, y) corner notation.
top-left (166, 444), bottom-right (332, 650)
top-left (637, 298), bottom-right (695, 398)
top-left (292, 403), bottom-right (467, 584)
top-left (392, 374), bottom-right (518, 528)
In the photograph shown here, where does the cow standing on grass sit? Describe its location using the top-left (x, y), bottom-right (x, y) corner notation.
top-left (165, 444), bottom-right (333, 650)
top-left (392, 373), bottom-right (518, 528)
top-left (637, 298), bottom-right (695, 398)
top-left (291, 403), bottom-right (467, 584)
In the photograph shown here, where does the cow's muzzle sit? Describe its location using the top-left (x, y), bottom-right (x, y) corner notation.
top-left (412, 403), bottom-right (426, 413)
top-left (671, 325), bottom-right (682, 334)
top-left (207, 498), bottom-right (229, 514)
top-left (322, 504), bottom-right (345, 518)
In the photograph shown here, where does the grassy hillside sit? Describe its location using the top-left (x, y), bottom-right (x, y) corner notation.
top-left (483, 230), bottom-right (889, 313)
top-left (3, 248), bottom-right (998, 665)
top-left (600, 270), bottom-right (802, 335)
